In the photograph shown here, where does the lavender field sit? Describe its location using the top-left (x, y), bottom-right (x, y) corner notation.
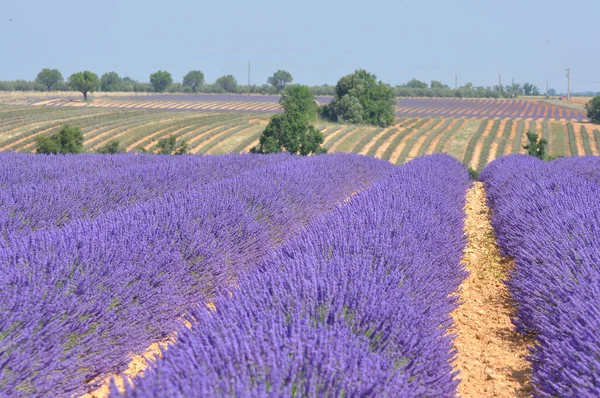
top-left (0, 93), bottom-right (587, 120)
top-left (1, 152), bottom-right (599, 397)
top-left (481, 155), bottom-right (600, 397)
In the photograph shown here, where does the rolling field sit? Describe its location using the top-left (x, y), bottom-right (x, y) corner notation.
top-left (0, 104), bottom-right (597, 171)
top-left (0, 92), bottom-right (588, 120)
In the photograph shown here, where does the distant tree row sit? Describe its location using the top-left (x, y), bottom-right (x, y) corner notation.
top-left (0, 69), bottom-right (295, 98)
top-left (1, 69), bottom-right (552, 100)
top-left (393, 78), bottom-right (543, 98)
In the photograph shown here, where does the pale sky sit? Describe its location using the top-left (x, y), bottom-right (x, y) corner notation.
top-left (1, 0), bottom-right (598, 92)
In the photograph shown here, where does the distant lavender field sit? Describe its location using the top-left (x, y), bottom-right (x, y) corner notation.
top-left (1, 93), bottom-right (587, 119)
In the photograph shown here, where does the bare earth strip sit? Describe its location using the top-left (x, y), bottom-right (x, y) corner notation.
top-left (470, 119), bottom-right (496, 170)
top-left (503, 120), bottom-right (519, 156)
top-left (358, 126), bottom-right (391, 155)
top-left (452, 182), bottom-right (534, 398)
top-left (487, 119), bottom-right (507, 164)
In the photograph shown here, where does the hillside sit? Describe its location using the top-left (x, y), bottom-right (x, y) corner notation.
top-left (0, 104), bottom-right (597, 170)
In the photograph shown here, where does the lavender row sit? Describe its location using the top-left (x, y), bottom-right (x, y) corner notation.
top-left (0, 153), bottom-right (393, 397)
top-left (116, 154), bottom-right (470, 397)
top-left (0, 153), bottom-right (295, 243)
top-left (480, 155), bottom-right (600, 397)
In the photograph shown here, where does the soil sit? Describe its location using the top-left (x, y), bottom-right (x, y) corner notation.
top-left (358, 126), bottom-right (392, 155)
top-left (487, 119), bottom-right (506, 163)
top-left (452, 182), bottom-right (534, 398)
top-left (470, 119), bottom-right (496, 169)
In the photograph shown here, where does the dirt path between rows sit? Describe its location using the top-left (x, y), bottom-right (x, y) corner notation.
top-left (452, 182), bottom-right (534, 397)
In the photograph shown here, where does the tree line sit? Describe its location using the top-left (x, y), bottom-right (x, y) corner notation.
top-left (1, 69), bottom-right (549, 99)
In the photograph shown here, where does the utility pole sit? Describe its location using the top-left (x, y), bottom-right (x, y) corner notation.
top-left (567, 68), bottom-right (571, 100)
top-left (455, 74), bottom-right (458, 89)
top-left (546, 79), bottom-right (549, 96)
top-left (248, 61), bottom-right (251, 86)
top-left (499, 73), bottom-right (502, 91)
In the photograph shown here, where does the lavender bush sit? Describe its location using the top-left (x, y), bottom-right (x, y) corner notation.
top-left (115, 154), bottom-right (471, 397)
top-left (481, 155), bottom-right (600, 397)
top-left (0, 153), bottom-right (393, 396)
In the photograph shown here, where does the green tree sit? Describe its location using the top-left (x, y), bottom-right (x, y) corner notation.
top-left (405, 78), bottom-right (428, 89)
top-left (182, 70), bottom-right (205, 92)
top-left (332, 95), bottom-right (364, 124)
top-left (523, 132), bottom-right (547, 159)
top-left (251, 113), bottom-right (326, 155)
top-left (68, 71), bottom-right (99, 100)
top-left (586, 96), bottom-right (600, 123)
top-left (150, 70), bottom-right (173, 92)
top-left (327, 69), bottom-right (396, 127)
top-left (279, 85), bottom-right (318, 121)
top-left (430, 80), bottom-right (448, 90)
top-left (97, 139), bottom-right (123, 154)
top-left (523, 83), bottom-right (540, 96)
top-left (215, 75), bottom-right (238, 92)
top-left (267, 70), bottom-right (293, 93)
top-left (36, 125), bottom-right (84, 154)
top-left (100, 72), bottom-right (122, 92)
top-left (35, 69), bottom-right (63, 91)
top-left (548, 88), bottom-right (557, 96)
top-left (156, 135), bottom-right (188, 155)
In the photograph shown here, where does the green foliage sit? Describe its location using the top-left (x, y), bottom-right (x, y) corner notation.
top-left (547, 88), bottom-right (557, 96)
top-left (523, 83), bottom-right (540, 96)
top-left (215, 75), bottom-right (238, 93)
top-left (332, 95), bottom-right (364, 124)
top-left (68, 71), bottom-right (99, 100)
top-left (100, 72), bottom-right (122, 92)
top-left (150, 70), bottom-right (173, 93)
top-left (35, 69), bottom-right (63, 91)
top-left (468, 167), bottom-right (479, 180)
top-left (267, 70), bottom-right (293, 93)
top-left (327, 69), bottom-right (396, 127)
top-left (279, 85), bottom-right (318, 121)
top-left (182, 70), bottom-right (205, 92)
top-left (251, 113), bottom-right (326, 156)
top-left (403, 78), bottom-right (428, 89)
top-left (586, 96), bottom-right (600, 123)
top-left (430, 80), bottom-right (448, 90)
top-left (96, 139), bottom-right (123, 154)
top-left (523, 132), bottom-right (547, 160)
top-left (36, 125), bottom-right (84, 154)
top-left (156, 135), bottom-right (188, 155)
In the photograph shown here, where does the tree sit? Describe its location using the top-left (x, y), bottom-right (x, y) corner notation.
top-left (430, 80), bottom-right (448, 90)
top-left (548, 88), bottom-right (557, 96)
top-left (68, 71), bottom-right (99, 100)
top-left (586, 96), bottom-right (600, 123)
top-left (267, 70), bottom-right (293, 93)
top-left (150, 70), bottom-right (173, 92)
top-left (506, 83), bottom-right (523, 98)
top-left (100, 72), bottom-right (122, 92)
top-left (523, 83), bottom-right (540, 96)
top-left (279, 85), bottom-right (318, 121)
top-left (36, 125), bottom-right (84, 154)
top-left (35, 69), bottom-right (63, 91)
top-left (182, 70), bottom-right (205, 92)
top-left (215, 75), bottom-right (238, 92)
top-left (405, 78), bottom-right (428, 89)
top-left (251, 113), bottom-right (326, 155)
top-left (97, 139), bottom-right (123, 154)
top-left (326, 69), bottom-right (396, 127)
top-left (156, 135), bottom-right (188, 155)
top-left (332, 95), bottom-right (364, 124)
top-left (523, 132), bottom-right (547, 159)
